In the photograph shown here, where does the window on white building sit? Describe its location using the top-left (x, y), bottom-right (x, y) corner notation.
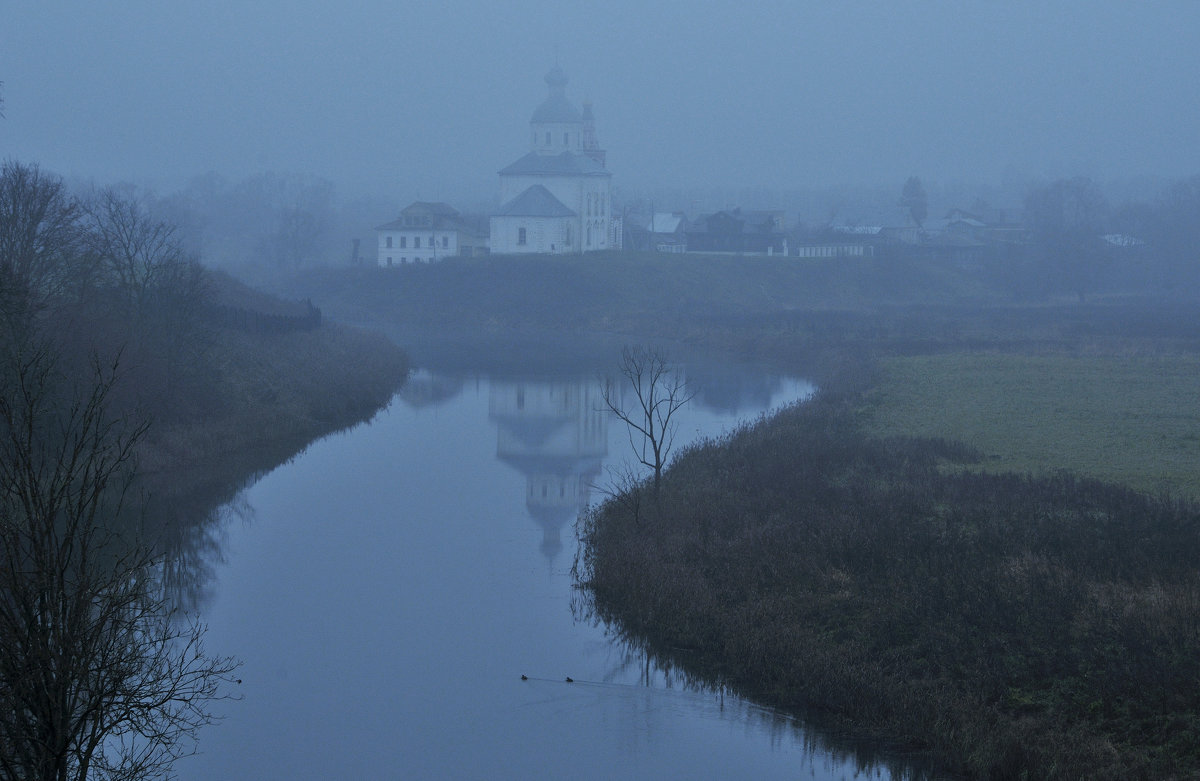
top-left (518, 227), bottom-right (527, 245)
top-left (442, 236), bottom-right (449, 248)
top-left (414, 237), bottom-right (421, 248)
top-left (386, 236), bottom-right (393, 248)
top-left (400, 236), bottom-right (407, 248)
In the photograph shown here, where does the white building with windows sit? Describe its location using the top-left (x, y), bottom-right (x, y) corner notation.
top-left (375, 202), bottom-right (487, 266)
top-left (489, 67), bottom-right (614, 255)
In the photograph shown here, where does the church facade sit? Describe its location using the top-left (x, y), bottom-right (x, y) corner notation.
top-left (489, 67), bottom-right (614, 255)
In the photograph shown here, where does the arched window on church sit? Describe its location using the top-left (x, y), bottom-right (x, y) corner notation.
top-left (586, 225), bottom-right (592, 246)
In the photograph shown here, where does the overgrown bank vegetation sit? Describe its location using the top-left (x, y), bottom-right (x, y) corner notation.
top-left (2, 160), bottom-right (408, 777)
top-left (0, 160), bottom-right (409, 469)
top-left (575, 394), bottom-right (1200, 779)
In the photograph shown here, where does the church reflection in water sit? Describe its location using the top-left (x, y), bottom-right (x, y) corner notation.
top-left (488, 379), bottom-right (607, 562)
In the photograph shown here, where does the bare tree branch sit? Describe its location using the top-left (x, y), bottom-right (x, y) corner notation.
top-left (599, 346), bottom-right (694, 497)
top-left (0, 161), bottom-right (86, 341)
top-left (0, 346), bottom-right (239, 781)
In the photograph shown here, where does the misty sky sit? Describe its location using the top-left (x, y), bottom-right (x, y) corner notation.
top-left (4, 1), bottom-right (1198, 204)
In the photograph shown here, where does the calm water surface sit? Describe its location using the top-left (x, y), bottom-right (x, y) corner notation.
top-left (178, 361), bottom-right (915, 780)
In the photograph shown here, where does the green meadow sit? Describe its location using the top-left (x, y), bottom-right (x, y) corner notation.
top-left (864, 352), bottom-right (1200, 499)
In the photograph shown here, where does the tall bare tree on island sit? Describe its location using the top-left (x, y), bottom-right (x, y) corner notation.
top-left (600, 346), bottom-right (695, 497)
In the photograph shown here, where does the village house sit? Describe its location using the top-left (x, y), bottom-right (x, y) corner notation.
top-left (375, 202), bottom-right (487, 266)
top-left (684, 209), bottom-right (787, 254)
top-left (626, 212), bottom-right (688, 253)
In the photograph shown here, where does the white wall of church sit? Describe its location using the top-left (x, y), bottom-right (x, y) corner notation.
top-left (531, 123), bottom-right (583, 155)
top-left (497, 175), bottom-right (611, 253)
top-left (489, 216), bottom-right (575, 255)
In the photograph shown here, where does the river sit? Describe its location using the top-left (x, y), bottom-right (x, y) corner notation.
top-left (175, 352), bottom-right (922, 780)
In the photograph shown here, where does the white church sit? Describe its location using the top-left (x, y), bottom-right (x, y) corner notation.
top-left (377, 66), bottom-right (616, 264)
top-left (489, 66), bottom-right (616, 255)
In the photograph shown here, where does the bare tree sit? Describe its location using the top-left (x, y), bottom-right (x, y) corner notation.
top-left (600, 346), bottom-right (695, 496)
top-left (0, 161), bottom-right (86, 340)
top-left (236, 173), bottom-right (334, 268)
top-left (81, 187), bottom-right (212, 411)
top-left (83, 187), bottom-right (190, 322)
top-left (0, 346), bottom-right (239, 781)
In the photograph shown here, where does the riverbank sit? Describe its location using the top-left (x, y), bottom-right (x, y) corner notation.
top-left (575, 391), bottom-right (1200, 779)
top-left (63, 267), bottom-right (406, 474)
top-left (133, 278), bottom-right (410, 607)
top-left (137, 318), bottom-right (409, 473)
top-left (571, 313), bottom-right (1200, 777)
top-left (251, 253), bottom-right (1200, 390)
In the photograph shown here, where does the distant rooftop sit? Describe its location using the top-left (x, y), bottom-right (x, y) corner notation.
top-left (499, 151), bottom-right (610, 177)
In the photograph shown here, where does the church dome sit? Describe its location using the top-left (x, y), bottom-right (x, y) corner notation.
top-left (544, 66), bottom-right (568, 89)
top-left (531, 66), bottom-right (582, 124)
top-left (532, 96), bottom-right (582, 124)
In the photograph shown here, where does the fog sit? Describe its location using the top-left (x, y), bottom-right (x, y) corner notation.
top-left (4, 1), bottom-right (1198, 204)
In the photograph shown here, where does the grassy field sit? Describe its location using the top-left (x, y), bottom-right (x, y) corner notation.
top-left (862, 352), bottom-right (1200, 499)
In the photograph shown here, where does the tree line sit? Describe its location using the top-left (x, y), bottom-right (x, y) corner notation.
top-left (1, 160), bottom-right (240, 780)
top-left (969, 173), bottom-right (1198, 303)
